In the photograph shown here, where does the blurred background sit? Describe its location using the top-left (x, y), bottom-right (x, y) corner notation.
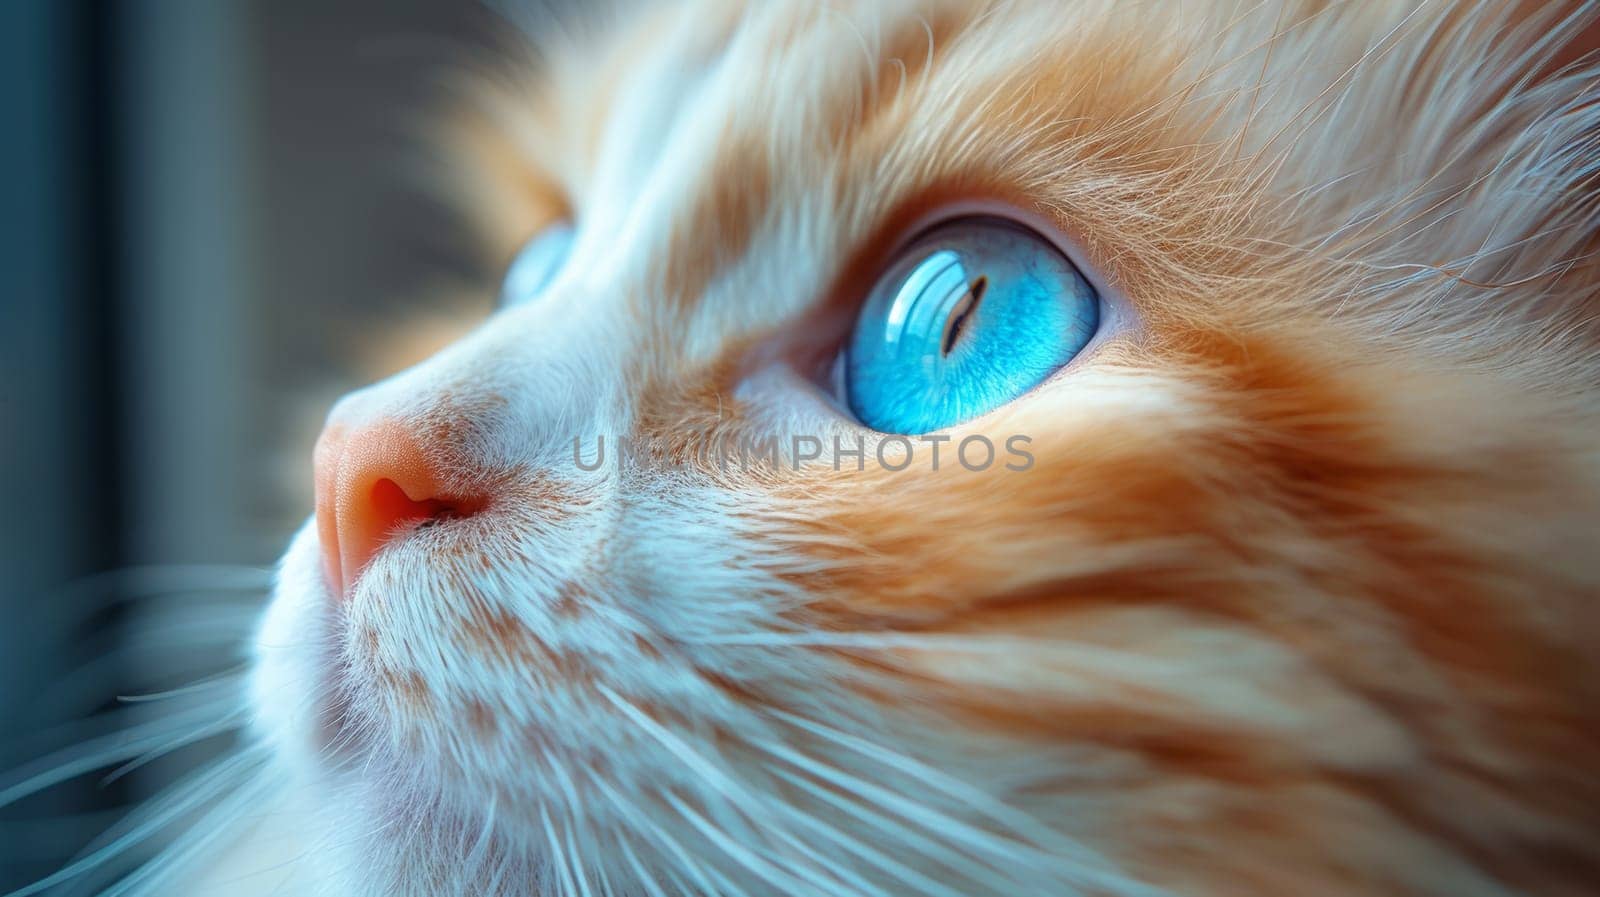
top-left (0, 1), bottom-right (522, 888)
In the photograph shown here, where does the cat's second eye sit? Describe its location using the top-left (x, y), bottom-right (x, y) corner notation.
top-left (500, 222), bottom-right (576, 307)
top-left (843, 217), bottom-right (1100, 434)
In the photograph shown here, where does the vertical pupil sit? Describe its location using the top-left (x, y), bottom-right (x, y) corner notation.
top-left (940, 275), bottom-right (987, 355)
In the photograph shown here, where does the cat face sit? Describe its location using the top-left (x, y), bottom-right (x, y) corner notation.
top-left (251, 1), bottom-right (1600, 894)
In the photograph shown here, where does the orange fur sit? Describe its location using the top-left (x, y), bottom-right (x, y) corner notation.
top-left (231, 2), bottom-right (1600, 894)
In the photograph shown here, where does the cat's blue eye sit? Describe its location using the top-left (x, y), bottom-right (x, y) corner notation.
top-left (500, 222), bottom-right (576, 306)
top-left (845, 218), bottom-right (1099, 434)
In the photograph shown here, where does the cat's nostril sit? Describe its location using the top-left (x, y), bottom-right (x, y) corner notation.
top-left (369, 477), bottom-right (459, 529)
top-left (313, 418), bottom-right (482, 598)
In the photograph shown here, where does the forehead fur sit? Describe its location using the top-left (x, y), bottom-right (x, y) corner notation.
top-left (457, 0), bottom-right (1598, 350)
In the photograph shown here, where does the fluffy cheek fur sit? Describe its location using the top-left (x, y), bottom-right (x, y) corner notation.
top-left (253, 342), bottom-right (1600, 897)
top-left (780, 336), bottom-right (1600, 895)
top-left (248, 1), bottom-right (1600, 895)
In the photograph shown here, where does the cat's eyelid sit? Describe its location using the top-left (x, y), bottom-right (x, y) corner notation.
top-left (887, 199), bottom-right (1118, 303)
top-left (902, 200), bottom-right (1137, 381)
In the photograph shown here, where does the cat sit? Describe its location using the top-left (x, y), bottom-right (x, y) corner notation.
top-left (11, 0), bottom-right (1600, 895)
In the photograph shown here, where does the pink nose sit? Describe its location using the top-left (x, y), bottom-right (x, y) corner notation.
top-left (313, 418), bottom-right (480, 597)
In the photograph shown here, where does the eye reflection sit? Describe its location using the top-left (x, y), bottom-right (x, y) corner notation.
top-left (882, 249), bottom-right (979, 359)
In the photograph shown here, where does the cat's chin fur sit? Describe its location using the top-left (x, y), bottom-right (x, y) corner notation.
top-left (44, 0), bottom-right (1600, 894)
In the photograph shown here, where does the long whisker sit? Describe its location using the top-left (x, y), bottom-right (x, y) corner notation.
top-left (760, 762), bottom-right (1010, 897)
top-left (51, 565), bottom-right (273, 614)
top-left (538, 803), bottom-right (580, 897)
top-left (0, 701), bottom-right (244, 812)
top-left (612, 832), bottom-right (671, 897)
top-left (597, 685), bottom-right (884, 897)
top-left (758, 736), bottom-right (1027, 872)
top-left (761, 783), bottom-right (977, 897)
top-left (4, 745), bottom-right (270, 897)
top-left (94, 752), bottom-right (276, 897)
top-left (461, 791), bottom-right (499, 896)
top-left (99, 707), bottom-right (248, 787)
top-left (767, 708), bottom-right (1096, 861)
top-left (589, 774), bottom-right (744, 897)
